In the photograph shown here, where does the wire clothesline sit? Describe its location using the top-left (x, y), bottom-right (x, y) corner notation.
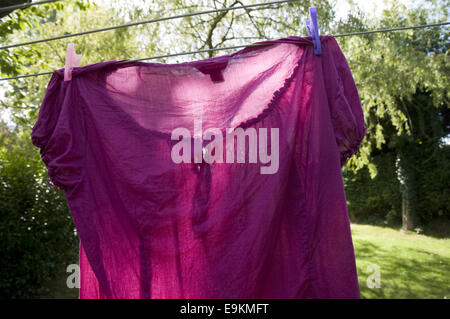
top-left (0, 0), bottom-right (448, 82)
top-left (1, 21), bottom-right (448, 82)
top-left (0, 0), bottom-right (299, 50)
top-left (0, 0), bottom-right (60, 13)
top-left (0, 22), bottom-right (450, 81)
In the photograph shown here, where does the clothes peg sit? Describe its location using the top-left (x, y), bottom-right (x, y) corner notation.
top-left (64, 43), bottom-right (82, 81)
top-left (305, 6), bottom-right (322, 55)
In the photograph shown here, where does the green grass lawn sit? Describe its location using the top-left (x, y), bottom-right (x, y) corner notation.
top-left (35, 224), bottom-right (449, 299)
top-left (352, 223), bottom-right (449, 299)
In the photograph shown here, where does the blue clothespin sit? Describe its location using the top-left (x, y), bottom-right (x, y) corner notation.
top-left (305, 6), bottom-right (322, 55)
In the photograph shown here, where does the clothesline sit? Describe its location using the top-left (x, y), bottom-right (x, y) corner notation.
top-left (117, 21), bottom-right (450, 64)
top-left (0, 0), bottom-right (299, 50)
top-left (0, 0), bottom-right (448, 82)
top-left (0, 0), bottom-right (60, 13)
top-left (1, 21), bottom-right (449, 82)
top-left (1, 21), bottom-right (448, 82)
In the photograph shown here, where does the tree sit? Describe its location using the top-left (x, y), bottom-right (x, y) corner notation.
top-left (336, 1), bottom-right (449, 230)
top-left (0, 121), bottom-right (78, 298)
top-left (0, 0), bottom-right (142, 298)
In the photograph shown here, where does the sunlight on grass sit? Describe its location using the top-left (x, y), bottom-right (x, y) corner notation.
top-left (351, 224), bottom-right (450, 299)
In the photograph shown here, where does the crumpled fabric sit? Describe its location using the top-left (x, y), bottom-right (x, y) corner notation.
top-left (31, 35), bottom-right (366, 299)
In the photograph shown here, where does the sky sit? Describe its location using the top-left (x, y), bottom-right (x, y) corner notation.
top-left (335, 0), bottom-right (388, 19)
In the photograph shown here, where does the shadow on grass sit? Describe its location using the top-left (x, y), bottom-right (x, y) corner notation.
top-left (354, 239), bottom-right (450, 299)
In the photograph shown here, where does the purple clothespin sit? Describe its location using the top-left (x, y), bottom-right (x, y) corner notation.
top-left (305, 7), bottom-right (322, 55)
top-left (64, 43), bottom-right (82, 81)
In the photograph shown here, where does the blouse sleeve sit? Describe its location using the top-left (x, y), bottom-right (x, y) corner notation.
top-left (324, 37), bottom-right (366, 166)
top-left (31, 72), bottom-right (85, 191)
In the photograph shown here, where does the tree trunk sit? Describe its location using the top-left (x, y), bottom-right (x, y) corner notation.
top-left (397, 149), bottom-right (419, 232)
top-left (401, 197), bottom-right (413, 232)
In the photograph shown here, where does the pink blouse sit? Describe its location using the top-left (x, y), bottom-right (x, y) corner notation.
top-left (31, 35), bottom-right (366, 299)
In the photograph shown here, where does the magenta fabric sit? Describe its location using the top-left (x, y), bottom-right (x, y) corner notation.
top-left (31, 35), bottom-right (366, 299)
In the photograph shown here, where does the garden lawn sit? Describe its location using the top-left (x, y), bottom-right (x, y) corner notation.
top-left (352, 224), bottom-right (449, 299)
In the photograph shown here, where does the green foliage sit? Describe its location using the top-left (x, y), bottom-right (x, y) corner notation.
top-left (0, 124), bottom-right (78, 298)
top-left (0, 1), bottom-right (92, 77)
top-left (416, 144), bottom-right (450, 224)
top-left (336, 1), bottom-right (449, 230)
top-left (344, 142), bottom-right (450, 230)
top-left (1, 0), bottom-right (143, 128)
top-left (344, 153), bottom-right (402, 225)
top-left (336, 1), bottom-right (449, 171)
